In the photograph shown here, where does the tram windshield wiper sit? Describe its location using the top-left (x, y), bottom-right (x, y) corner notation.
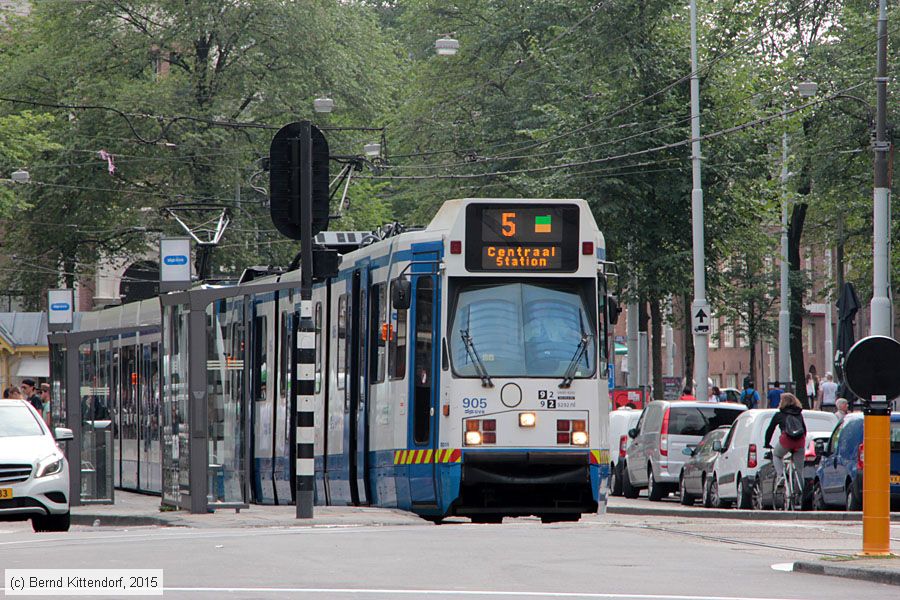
top-left (459, 328), bottom-right (494, 388)
top-left (559, 333), bottom-right (592, 389)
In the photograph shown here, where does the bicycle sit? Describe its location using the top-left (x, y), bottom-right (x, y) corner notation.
top-left (773, 451), bottom-right (804, 511)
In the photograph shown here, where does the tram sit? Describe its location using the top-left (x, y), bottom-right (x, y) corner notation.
top-left (51, 198), bottom-right (614, 521)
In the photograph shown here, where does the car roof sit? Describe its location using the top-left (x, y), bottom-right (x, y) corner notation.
top-left (648, 400), bottom-right (746, 409)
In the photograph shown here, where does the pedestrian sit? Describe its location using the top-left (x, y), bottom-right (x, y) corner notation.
top-left (763, 393), bottom-right (807, 500)
top-left (739, 381), bottom-right (760, 409)
top-left (40, 383), bottom-right (51, 425)
top-left (680, 386), bottom-right (696, 401)
top-left (805, 372), bottom-right (817, 401)
top-left (3, 385), bottom-right (21, 399)
top-left (708, 386), bottom-right (722, 402)
top-left (767, 381), bottom-right (784, 409)
top-left (834, 398), bottom-right (849, 420)
top-left (817, 372), bottom-right (838, 412)
top-left (20, 378), bottom-right (43, 414)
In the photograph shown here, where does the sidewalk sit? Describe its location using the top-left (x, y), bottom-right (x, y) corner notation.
top-left (793, 557), bottom-right (900, 587)
top-left (607, 496), bottom-right (900, 521)
top-left (71, 491), bottom-right (428, 529)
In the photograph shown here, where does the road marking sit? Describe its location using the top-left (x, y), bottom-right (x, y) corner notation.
top-left (771, 563), bottom-right (795, 572)
top-left (156, 588), bottom-right (810, 599)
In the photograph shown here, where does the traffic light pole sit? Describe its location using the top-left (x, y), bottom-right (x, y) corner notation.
top-left (295, 122), bottom-right (316, 519)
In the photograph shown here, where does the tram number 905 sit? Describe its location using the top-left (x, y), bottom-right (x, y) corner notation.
top-left (462, 397), bottom-right (487, 410)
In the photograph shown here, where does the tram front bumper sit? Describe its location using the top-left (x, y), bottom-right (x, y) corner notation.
top-left (462, 451), bottom-right (589, 485)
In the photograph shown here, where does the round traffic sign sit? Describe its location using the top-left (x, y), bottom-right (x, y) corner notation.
top-left (843, 335), bottom-right (900, 401)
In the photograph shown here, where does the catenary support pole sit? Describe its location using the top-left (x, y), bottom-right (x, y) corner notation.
top-left (296, 122), bottom-right (315, 519)
top-left (871, 0), bottom-right (892, 337)
top-left (689, 0), bottom-right (709, 402)
top-left (778, 127), bottom-right (792, 388)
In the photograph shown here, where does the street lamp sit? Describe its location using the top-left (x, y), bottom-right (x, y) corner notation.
top-left (11, 169), bottom-right (30, 183)
top-left (435, 35), bottom-right (459, 56)
top-left (313, 97), bottom-right (334, 113)
top-left (363, 142), bottom-right (381, 158)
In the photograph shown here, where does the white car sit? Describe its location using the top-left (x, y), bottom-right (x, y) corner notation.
top-left (706, 408), bottom-right (838, 509)
top-left (0, 399), bottom-right (73, 532)
top-left (608, 407), bottom-right (641, 496)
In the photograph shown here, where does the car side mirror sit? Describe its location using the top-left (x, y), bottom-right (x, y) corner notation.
top-left (682, 446), bottom-right (695, 456)
top-left (814, 439), bottom-right (826, 457)
top-left (627, 428), bottom-right (638, 439)
top-left (763, 449), bottom-right (773, 460)
top-left (711, 440), bottom-right (723, 452)
top-left (391, 279), bottom-right (411, 310)
top-left (54, 427), bottom-right (74, 442)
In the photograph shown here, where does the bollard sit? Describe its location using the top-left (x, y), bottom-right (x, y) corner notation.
top-left (861, 406), bottom-right (891, 556)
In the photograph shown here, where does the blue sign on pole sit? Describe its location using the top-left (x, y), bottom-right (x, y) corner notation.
top-left (608, 365), bottom-right (615, 390)
top-left (163, 255), bottom-right (188, 266)
top-left (50, 303), bottom-right (70, 311)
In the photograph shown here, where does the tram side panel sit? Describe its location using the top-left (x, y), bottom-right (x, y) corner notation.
top-left (250, 295), bottom-right (276, 504)
top-left (273, 292), bottom-right (295, 504)
top-left (325, 276), bottom-right (352, 504)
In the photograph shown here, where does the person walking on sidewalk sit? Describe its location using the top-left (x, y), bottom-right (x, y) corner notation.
top-left (816, 373), bottom-right (838, 412)
top-left (740, 381), bottom-right (760, 409)
top-left (20, 379), bottom-right (43, 415)
top-left (767, 381), bottom-right (784, 409)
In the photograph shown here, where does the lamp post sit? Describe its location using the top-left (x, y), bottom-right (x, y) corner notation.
top-left (871, 0), bottom-right (892, 337)
top-left (435, 35), bottom-right (459, 56)
top-left (313, 97), bottom-right (334, 114)
top-left (778, 117), bottom-right (792, 389)
top-left (689, 0), bottom-right (710, 402)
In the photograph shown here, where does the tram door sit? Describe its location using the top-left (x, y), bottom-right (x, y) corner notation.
top-left (348, 267), bottom-right (370, 505)
top-left (409, 246), bottom-right (441, 506)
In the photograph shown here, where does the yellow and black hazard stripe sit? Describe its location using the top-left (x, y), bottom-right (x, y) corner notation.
top-left (590, 450), bottom-right (611, 465)
top-left (393, 448), bottom-right (462, 465)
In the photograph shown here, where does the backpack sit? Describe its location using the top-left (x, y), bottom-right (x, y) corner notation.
top-left (740, 389), bottom-right (755, 409)
top-left (782, 412), bottom-right (805, 439)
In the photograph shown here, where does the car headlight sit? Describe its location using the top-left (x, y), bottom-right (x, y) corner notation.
top-left (36, 453), bottom-right (64, 478)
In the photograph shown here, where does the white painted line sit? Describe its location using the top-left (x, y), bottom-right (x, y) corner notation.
top-left (771, 563), bottom-right (795, 572)
top-left (156, 589), bottom-right (808, 600)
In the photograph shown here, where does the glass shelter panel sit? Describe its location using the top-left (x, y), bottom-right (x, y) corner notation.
top-left (78, 340), bottom-right (114, 503)
top-left (162, 305), bottom-right (191, 508)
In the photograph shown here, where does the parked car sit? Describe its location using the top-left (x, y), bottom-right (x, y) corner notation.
top-left (623, 401), bottom-right (747, 501)
top-left (0, 399), bottom-right (73, 532)
top-left (708, 409), bottom-right (838, 509)
top-left (721, 388), bottom-right (741, 404)
top-left (608, 407), bottom-right (642, 496)
top-left (752, 431), bottom-right (833, 510)
top-left (812, 412), bottom-right (900, 510)
top-left (679, 426), bottom-right (731, 506)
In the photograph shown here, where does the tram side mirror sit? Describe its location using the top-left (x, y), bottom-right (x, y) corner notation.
top-left (392, 279), bottom-right (411, 310)
top-left (607, 296), bottom-right (621, 325)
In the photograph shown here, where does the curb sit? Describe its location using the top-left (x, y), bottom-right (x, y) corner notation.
top-left (793, 560), bottom-right (900, 586)
top-left (607, 505), bottom-right (899, 521)
top-left (71, 514), bottom-right (175, 528)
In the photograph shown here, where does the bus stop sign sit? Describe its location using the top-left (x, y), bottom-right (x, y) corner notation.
top-left (843, 335), bottom-right (900, 406)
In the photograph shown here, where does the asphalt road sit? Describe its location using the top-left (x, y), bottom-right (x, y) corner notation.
top-left (0, 514), bottom-right (896, 600)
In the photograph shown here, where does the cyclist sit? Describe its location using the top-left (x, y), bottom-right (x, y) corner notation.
top-left (763, 393), bottom-right (807, 503)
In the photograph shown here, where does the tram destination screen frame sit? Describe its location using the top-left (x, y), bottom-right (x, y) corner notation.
top-left (465, 204), bottom-right (581, 272)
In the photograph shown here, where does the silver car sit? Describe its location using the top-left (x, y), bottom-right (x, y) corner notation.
top-left (622, 400), bottom-right (747, 501)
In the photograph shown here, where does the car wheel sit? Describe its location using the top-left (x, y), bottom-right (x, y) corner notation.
top-left (736, 477), bottom-right (752, 510)
top-left (647, 469), bottom-right (664, 502)
top-left (610, 462), bottom-right (623, 497)
top-left (751, 478), bottom-right (766, 511)
top-left (701, 475), bottom-right (711, 508)
top-left (813, 480), bottom-right (827, 511)
top-left (32, 511), bottom-right (70, 533)
top-left (846, 481), bottom-right (862, 511)
top-left (679, 473), bottom-right (695, 506)
top-left (622, 463), bottom-right (639, 499)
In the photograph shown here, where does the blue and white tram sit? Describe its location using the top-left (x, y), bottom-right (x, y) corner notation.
top-left (296, 198), bottom-right (613, 521)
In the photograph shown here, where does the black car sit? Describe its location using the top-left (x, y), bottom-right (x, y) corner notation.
top-left (751, 432), bottom-right (832, 511)
top-left (678, 427), bottom-right (730, 506)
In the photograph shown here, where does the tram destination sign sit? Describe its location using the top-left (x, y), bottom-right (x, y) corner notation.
top-left (465, 204), bottom-right (580, 272)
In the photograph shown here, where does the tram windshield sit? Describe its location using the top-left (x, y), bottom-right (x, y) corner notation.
top-left (449, 280), bottom-right (596, 379)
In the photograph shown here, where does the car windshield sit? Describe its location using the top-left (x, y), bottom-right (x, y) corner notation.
top-left (449, 280), bottom-right (595, 378)
top-left (803, 413), bottom-right (837, 432)
top-left (668, 407), bottom-right (744, 436)
top-left (0, 404), bottom-right (44, 437)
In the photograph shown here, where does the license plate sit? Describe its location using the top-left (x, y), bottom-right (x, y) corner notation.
top-left (0, 488), bottom-right (12, 499)
top-left (890, 475), bottom-right (900, 485)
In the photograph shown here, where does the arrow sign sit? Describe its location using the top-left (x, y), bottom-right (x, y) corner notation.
top-left (692, 302), bottom-right (711, 335)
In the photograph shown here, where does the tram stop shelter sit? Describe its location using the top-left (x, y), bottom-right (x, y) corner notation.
top-left (48, 277), bottom-right (296, 513)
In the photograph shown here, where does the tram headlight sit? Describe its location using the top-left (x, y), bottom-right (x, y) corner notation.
top-left (571, 431), bottom-right (589, 446)
top-left (465, 430), bottom-right (483, 446)
top-left (518, 412), bottom-right (536, 428)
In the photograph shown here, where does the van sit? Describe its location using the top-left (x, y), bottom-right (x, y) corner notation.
top-left (710, 409), bottom-right (838, 508)
top-left (608, 407), bottom-right (641, 496)
top-left (623, 400), bottom-right (747, 500)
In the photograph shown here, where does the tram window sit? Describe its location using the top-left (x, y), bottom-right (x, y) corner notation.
top-left (598, 278), bottom-right (609, 378)
top-left (280, 313), bottom-right (290, 399)
top-left (253, 316), bottom-right (267, 401)
top-left (389, 279), bottom-right (407, 380)
top-left (413, 277), bottom-right (434, 444)
top-left (314, 302), bottom-right (323, 394)
top-left (337, 294), bottom-right (347, 391)
top-left (369, 283), bottom-right (386, 383)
